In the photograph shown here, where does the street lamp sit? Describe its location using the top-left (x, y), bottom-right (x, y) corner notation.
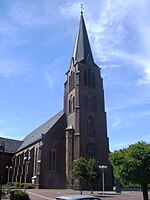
top-left (24, 156), bottom-right (31, 192)
top-left (6, 166), bottom-right (12, 183)
top-left (0, 141), bottom-right (5, 200)
top-left (99, 165), bottom-right (107, 195)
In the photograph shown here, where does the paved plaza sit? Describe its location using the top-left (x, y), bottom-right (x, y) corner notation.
top-left (26, 189), bottom-right (149, 200)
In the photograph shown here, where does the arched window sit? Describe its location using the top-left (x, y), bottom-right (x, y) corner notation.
top-left (72, 96), bottom-right (75, 111)
top-left (85, 143), bottom-right (96, 158)
top-left (69, 95), bottom-right (75, 114)
top-left (69, 99), bottom-right (71, 113)
top-left (84, 70), bottom-right (87, 86)
top-left (93, 96), bottom-right (97, 111)
top-left (72, 72), bottom-right (75, 89)
top-left (84, 95), bottom-right (88, 110)
top-left (71, 71), bottom-right (73, 90)
top-left (49, 148), bottom-right (56, 171)
top-left (92, 72), bottom-right (95, 88)
top-left (69, 71), bottom-right (75, 92)
top-left (88, 94), bottom-right (93, 111)
top-left (88, 69), bottom-right (91, 87)
top-left (69, 75), bottom-right (71, 92)
top-left (87, 116), bottom-right (94, 137)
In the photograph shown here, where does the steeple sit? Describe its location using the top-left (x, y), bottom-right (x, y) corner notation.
top-left (64, 9), bottom-right (113, 190)
top-left (73, 12), bottom-right (94, 64)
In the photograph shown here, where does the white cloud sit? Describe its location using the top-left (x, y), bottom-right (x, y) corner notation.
top-left (110, 116), bottom-right (122, 129)
top-left (93, 1), bottom-right (143, 56)
top-left (0, 118), bottom-right (21, 138)
top-left (0, 118), bottom-right (21, 125)
top-left (0, 60), bottom-right (32, 78)
top-left (44, 71), bottom-right (54, 89)
top-left (43, 57), bottom-right (66, 89)
top-left (59, 2), bottom-right (81, 19)
top-left (111, 141), bottom-right (132, 151)
top-left (8, 1), bottom-right (55, 27)
top-left (0, 20), bottom-right (18, 32)
top-left (143, 134), bottom-right (150, 143)
top-left (108, 113), bottom-right (136, 131)
top-left (0, 127), bottom-right (17, 138)
top-left (0, 19), bottom-right (28, 51)
top-left (108, 50), bottom-right (150, 86)
top-left (111, 133), bottom-right (150, 151)
top-left (85, 0), bottom-right (150, 86)
top-left (141, 110), bottom-right (150, 117)
top-left (59, 1), bottom-right (101, 20)
top-left (0, 1), bottom-right (62, 53)
top-left (138, 66), bottom-right (150, 85)
top-left (0, 0), bottom-right (65, 57)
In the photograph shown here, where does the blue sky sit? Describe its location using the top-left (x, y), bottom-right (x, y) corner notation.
top-left (0, 0), bottom-right (150, 151)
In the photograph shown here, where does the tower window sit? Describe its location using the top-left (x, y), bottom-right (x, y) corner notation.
top-left (69, 71), bottom-right (75, 92)
top-left (72, 96), bottom-right (75, 111)
top-left (84, 70), bottom-right (87, 86)
top-left (92, 72), bottom-right (95, 88)
top-left (87, 116), bottom-right (94, 137)
top-left (69, 95), bottom-right (75, 114)
top-left (85, 143), bottom-right (96, 158)
top-left (69, 99), bottom-right (71, 113)
top-left (84, 95), bottom-right (88, 110)
top-left (93, 96), bottom-right (97, 111)
top-left (69, 75), bottom-right (71, 92)
top-left (88, 94), bottom-right (93, 111)
top-left (88, 68), bottom-right (91, 87)
top-left (72, 72), bottom-right (75, 89)
top-left (84, 94), bottom-right (97, 112)
top-left (49, 148), bottom-right (56, 171)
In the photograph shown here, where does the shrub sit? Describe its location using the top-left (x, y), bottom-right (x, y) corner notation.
top-left (11, 190), bottom-right (30, 200)
top-left (21, 183), bottom-right (35, 189)
top-left (3, 182), bottom-right (35, 189)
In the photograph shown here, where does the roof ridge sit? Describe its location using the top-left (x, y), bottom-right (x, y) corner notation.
top-left (17, 110), bottom-right (64, 152)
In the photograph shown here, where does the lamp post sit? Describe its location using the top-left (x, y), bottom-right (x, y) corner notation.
top-left (24, 156), bottom-right (31, 192)
top-left (0, 141), bottom-right (5, 200)
top-left (6, 166), bottom-right (12, 183)
top-left (99, 165), bottom-right (107, 195)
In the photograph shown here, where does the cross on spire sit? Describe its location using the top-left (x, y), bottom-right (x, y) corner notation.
top-left (80, 3), bottom-right (84, 14)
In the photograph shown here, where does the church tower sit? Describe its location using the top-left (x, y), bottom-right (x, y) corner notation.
top-left (64, 12), bottom-right (113, 189)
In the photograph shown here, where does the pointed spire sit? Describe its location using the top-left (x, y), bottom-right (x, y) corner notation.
top-left (73, 12), bottom-right (94, 64)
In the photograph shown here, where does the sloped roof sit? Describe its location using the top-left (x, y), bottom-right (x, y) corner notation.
top-left (73, 13), bottom-right (94, 64)
top-left (17, 110), bottom-right (64, 152)
top-left (0, 137), bottom-right (23, 154)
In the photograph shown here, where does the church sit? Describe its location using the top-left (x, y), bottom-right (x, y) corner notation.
top-left (11, 12), bottom-right (113, 190)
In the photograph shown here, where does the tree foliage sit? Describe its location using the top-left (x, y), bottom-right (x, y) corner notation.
top-left (86, 158), bottom-right (99, 193)
top-left (87, 158), bottom-right (99, 182)
top-left (72, 157), bottom-right (88, 183)
top-left (72, 157), bottom-right (99, 193)
top-left (109, 141), bottom-right (150, 200)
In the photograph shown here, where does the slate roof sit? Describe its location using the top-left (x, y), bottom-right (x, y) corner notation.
top-left (17, 110), bottom-right (64, 152)
top-left (0, 137), bottom-right (23, 154)
top-left (73, 13), bottom-right (94, 64)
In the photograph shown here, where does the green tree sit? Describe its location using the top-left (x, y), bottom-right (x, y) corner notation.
top-left (109, 141), bottom-right (150, 200)
top-left (86, 158), bottom-right (99, 194)
top-left (72, 157), bottom-right (99, 194)
top-left (72, 157), bottom-right (88, 194)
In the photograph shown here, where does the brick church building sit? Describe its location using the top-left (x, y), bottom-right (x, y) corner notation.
top-left (12, 12), bottom-right (113, 189)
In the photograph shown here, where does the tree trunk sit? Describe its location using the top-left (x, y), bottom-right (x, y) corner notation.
top-left (90, 188), bottom-right (93, 194)
top-left (80, 184), bottom-right (82, 195)
top-left (141, 183), bottom-right (149, 200)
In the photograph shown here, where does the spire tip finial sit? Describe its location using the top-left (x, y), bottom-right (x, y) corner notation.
top-left (80, 3), bottom-right (84, 15)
